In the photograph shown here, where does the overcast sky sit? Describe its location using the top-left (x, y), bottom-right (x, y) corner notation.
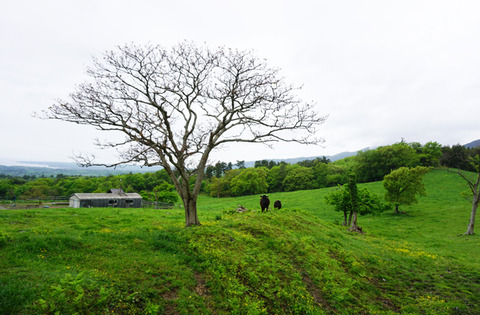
top-left (1, 0), bottom-right (479, 165)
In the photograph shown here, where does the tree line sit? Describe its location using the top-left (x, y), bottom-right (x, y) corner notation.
top-left (204, 141), bottom-right (479, 197)
top-left (0, 170), bottom-right (178, 204)
top-left (0, 140), bottom-right (478, 204)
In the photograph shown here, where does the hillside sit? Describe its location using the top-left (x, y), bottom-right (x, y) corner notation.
top-left (0, 170), bottom-right (479, 313)
top-left (465, 139), bottom-right (480, 149)
top-left (242, 149), bottom-right (364, 167)
top-left (0, 161), bottom-right (162, 177)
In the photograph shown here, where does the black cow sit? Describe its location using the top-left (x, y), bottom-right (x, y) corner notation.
top-left (260, 195), bottom-right (270, 212)
top-left (274, 200), bottom-right (282, 209)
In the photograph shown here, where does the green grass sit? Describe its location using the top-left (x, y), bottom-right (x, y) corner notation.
top-left (0, 169), bottom-right (479, 314)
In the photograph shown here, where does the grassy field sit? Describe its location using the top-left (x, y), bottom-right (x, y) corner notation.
top-left (0, 169), bottom-right (479, 314)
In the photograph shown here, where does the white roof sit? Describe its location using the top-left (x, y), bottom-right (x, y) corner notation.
top-left (70, 193), bottom-right (142, 200)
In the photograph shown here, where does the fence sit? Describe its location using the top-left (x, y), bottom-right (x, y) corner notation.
top-left (141, 201), bottom-right (176, 209)
top-left (1, 197), bottom-right (177, 209)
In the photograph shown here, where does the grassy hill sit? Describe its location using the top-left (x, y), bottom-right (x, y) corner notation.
top-left (0, 170), bottom-right (479, 314)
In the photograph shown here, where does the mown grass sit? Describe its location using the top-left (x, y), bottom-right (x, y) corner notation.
top-left (0, 169), bottom-right (479, 314)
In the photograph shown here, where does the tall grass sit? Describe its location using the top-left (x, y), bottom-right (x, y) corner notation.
top-left (0, 169), bottom-right (479, 314)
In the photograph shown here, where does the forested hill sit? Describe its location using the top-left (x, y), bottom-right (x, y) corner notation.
top-left (243, 149), bottom-right (363, 168)
top-left (465, 139), bottom-right (480, 148)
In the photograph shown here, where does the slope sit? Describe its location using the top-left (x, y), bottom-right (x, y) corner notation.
top-left (0, 170), bottom-right (479, 314)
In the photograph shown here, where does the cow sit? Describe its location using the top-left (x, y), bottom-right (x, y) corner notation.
top-left (274, 200), bottom-right (282, 210)
top-left (260, 195), bottom-right (270, 212)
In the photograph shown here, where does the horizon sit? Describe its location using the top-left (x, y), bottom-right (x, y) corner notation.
top-left (1, 137), bottom-right (478, 169)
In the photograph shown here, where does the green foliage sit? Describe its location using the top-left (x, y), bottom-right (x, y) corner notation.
top-left (0, 170), bottom-right (175, 201)
top-left (266, 163), bottom-right (288, 192)
top-left (356, 142), bottom-right (420, 182)
top-left (325, 174), bottom-right (390, 225)
top-left (208, 176), bottom-right (230, 198)
top-left (283, 165), bottom-right (315, 191)
top-left (419, 141), bottom-right (443, 167)
top-left (140, 182), bottom-right (179, 203)
top-left (230, 167), bottom-right (268, 196)
top-left (383, 166), bottom-right (430, 212)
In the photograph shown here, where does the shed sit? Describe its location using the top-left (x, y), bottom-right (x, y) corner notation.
top-left (69, 190), bottom-right (142, 208)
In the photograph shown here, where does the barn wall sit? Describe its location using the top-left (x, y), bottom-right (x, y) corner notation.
top-left (70, 193), bottom-right (142, 208)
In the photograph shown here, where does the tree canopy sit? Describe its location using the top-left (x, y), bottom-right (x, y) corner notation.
top-left (383, 166), bottom-right (430, 213)
top-left (41, 42), bottom-right (327, 226)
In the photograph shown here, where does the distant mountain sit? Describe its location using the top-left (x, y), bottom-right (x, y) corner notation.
top-left (0, 149), bottom-right (364, 177)
top-left (464, 139), bottom-right (480, 149)
top-left (0, 160), bottom-right (162, 177)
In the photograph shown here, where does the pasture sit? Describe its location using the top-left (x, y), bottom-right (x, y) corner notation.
top-left (0, 169), bottom-right (479, 314)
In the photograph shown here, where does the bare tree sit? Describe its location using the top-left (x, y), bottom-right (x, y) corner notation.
top-left (454, 155), bottom-right (480, 235)
top-left (40, 42), bottom-right (326, 226)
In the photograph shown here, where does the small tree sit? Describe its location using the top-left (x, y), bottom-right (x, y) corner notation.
top-left (325, 173), bottom-right (389, 232)
top-left (454, 155), bottom-right (480, 235)
top-left (325, 184), bottom-right (351, 226)
top-left (40, 42), bottom-right (326, 227)
top-left (383, 166), bottom-right (430, 214)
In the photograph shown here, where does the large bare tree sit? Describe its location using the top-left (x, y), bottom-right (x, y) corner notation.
top-left (41, 42), bottom-right (326, 226)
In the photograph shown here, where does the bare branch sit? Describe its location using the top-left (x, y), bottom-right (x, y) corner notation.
top-left (37, 41), bottom-right (328, 226)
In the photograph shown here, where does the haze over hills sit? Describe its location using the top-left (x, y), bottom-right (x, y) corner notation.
top-left (0, 149), bottom-right (362, 177)
top-left (1, 139), bottom-right (478, 176)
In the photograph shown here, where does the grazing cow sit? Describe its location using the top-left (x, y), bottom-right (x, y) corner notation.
top-left (274, 200), bottom-right (282, 210)
top-left (260, 195), bottom-right (270, 212)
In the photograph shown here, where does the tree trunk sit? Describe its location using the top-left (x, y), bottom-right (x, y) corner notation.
top-left (394, 204), bottom-right (400, 214)
top-left (348, 212), bottom-right (363, 233)
top-left (347, 211), bottom-right (353, 226)
top-left (343, 211), bottom-right (347, 226)
top-left (183, 195), bottom-right (201, 227)
top-left (464, 195), bottom-right (479, 235)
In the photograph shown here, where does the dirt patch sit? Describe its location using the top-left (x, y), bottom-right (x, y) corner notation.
top-left (194, 272), bottom-right (209, 296)
top-left (301, 270), bottom-right (333, 312)
top-left (162, 290), bottom-right (179, 315)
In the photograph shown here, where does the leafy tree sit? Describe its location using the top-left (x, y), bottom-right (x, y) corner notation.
top-left (325, 174), bottom-right (389, 231)
top-left (383, 166), bottom-right (430, 214)
top-left (297, 156), bottom-right (330, 167)
top-left (440, 144), bottom-right (480, 172)
top-left (356, 142), bottom-right (419, 182)
top-left (41, 42), bottom-right (326, 226)
top-left (314, 163), bottom-right (349, 188)
top-left (235, 160), bottom-right (246, 169)
top-left (325, 185), bottom-right (351, 226)
top-left (140, 182), bottom-right (179, 204)
top-left (255, 160), bottom-right (279, 169)
top-left (283, 165), bottom-right (316, 191)
top-left (208, 177), bottom-right (230, 198)
top-left (230, 168), bottom-right (268, 196)
top-left (0, 179), bottom-right (14, 199)
top-left (123, 173), bottom-right (146, 191)
top-left (453, 155), bottom-right (480, 235)
top-left (207, 168), bottom-right (242, 198)
top-left (205, 165), bottom-right (215, 179)
top-left (153, 182), bottom-right (179, 204)
top-left (419, 141), bottom-right (442, 167)
top-left (214, 162), bottom-right (229, 178)
top-left (266, 163), bottom-right (288, 192)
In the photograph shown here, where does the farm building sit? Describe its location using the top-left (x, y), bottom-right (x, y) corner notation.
top-left (69, 189), bottom-right (142, 208)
